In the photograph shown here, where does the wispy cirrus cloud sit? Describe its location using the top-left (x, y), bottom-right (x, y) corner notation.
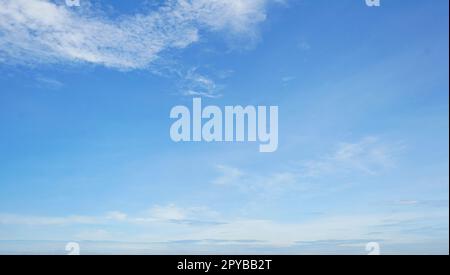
top-left (208, 137), bottom-right (400, 205)
top-left (211, 165), bottom-right (246, 186)
top-left (211, 164), bottom-right (303, 205)
top-left (180, 68), bottom-right (223, 98)
top-left (34, 76), bottom-right (64, 89)
top-left (301, 136), bottom-right (398, 177)
top-left (0, 0), bottom-right (273, 70)
top-left (211, 137), bottom-right (397, 193)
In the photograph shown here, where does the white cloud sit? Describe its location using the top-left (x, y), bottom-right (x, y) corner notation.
top-left (0, 205), bottom-right (447, 250)
top-left (142, 204), bottom-right (220, 225)
top-left (211, 165), bottom-right (303, 205)
top-left (212, 165), bottom-right (245, 185)
top-left (0, 213), bottom-right (101, 226)
top-left (302, 136), bottom-right (396, 177)
top-left (190, 0), bottom-right (268, 33)
top-left (209, 137), bottom-right (398, 202)
top-left (212, 164), bottom-right (298, 190)
top-left (0, 205), bottom-right (217, 226)
top-left (148, 204), bottom-right (187, 221)
top-left (34, 76), bottom-right (64, 89)
top-left (106, 211), bottom-right (127, 221)
top-left (160, 210), bottom-right (449, 247)
top-left (0, 0), bottom-right (272, 70)
top-left (180, 68), bottom-right (223, 98)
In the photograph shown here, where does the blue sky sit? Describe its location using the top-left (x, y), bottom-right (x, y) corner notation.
top-left (0, 0), bottom-right (448, 254)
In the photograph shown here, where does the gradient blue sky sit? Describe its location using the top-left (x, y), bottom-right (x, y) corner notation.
top-left (0, 0), bottom-right (448, 254)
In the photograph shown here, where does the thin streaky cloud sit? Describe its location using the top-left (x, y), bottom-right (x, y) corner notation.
top-left (301, 136), bottom-right (397, 177)
top-left (2, 208), bottom-right (445, 247)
